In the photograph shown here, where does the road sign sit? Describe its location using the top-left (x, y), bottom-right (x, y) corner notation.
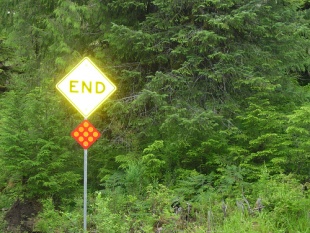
top-left (71, 120), bottom-right (101, 149)
top-left (56, 57), bottom-right (116, 118)
top-left (56, 58), bottom-right (117, 232)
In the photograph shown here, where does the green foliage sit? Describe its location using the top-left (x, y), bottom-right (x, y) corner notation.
top-left (0, 36), bottom-right (14, 85)
top-left (1, 0), bottom-right (310, 231)
top-left (249, 171), bottom-right (310, 232)
top-left (35, 198), bottom-right (82, 233)
top-left (91, 192), bottom-right (130, 233)
top-left (174, 170), bottom-right (211, 201)
top-left (142, 140), bottom-right (166, 181)
top-left (32, 166), bottom-right (310, 232)
top-left (89, 184), bottom-right (179, 233)
top-left (0, 82), bottom-right (81, 201)
top-left (233, 98), bottom-right (288, 179)
top-left (285, 104), bottom-right (310, 180)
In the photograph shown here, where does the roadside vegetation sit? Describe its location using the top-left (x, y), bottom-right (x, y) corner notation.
top-left (0, 0), bottom-right (309, 232)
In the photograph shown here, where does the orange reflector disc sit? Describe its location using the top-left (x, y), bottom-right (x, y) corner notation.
top-left (71, 120), bottom-right (101, 149)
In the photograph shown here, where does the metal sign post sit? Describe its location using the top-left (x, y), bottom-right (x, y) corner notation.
top-left (71, 120), bottom-right (101, 231)
top-left (84, 149), bottom-right (87, 232)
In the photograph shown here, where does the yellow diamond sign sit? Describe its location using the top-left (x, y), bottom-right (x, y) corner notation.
top-left (56, 57), bottom-right (116, 118)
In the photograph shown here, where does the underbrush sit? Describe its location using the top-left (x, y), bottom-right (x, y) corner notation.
top-left (31, 171), bottom-right (309, 233)
top-left (0, 170), bottom-right (308, 232)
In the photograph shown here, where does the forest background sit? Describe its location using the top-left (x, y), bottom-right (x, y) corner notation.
top-left (0, 0), bottom-right (309, 232)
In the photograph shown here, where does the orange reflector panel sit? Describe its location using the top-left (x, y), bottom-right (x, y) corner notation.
top-left (71, 120), bottom-right (101, 149)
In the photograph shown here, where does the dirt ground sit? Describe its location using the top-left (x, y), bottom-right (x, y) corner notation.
top-left (4, 199), bottom-right (42, 233)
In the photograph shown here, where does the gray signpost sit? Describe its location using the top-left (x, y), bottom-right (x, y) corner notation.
top-left (84, 149), bottom-right (87, 231)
